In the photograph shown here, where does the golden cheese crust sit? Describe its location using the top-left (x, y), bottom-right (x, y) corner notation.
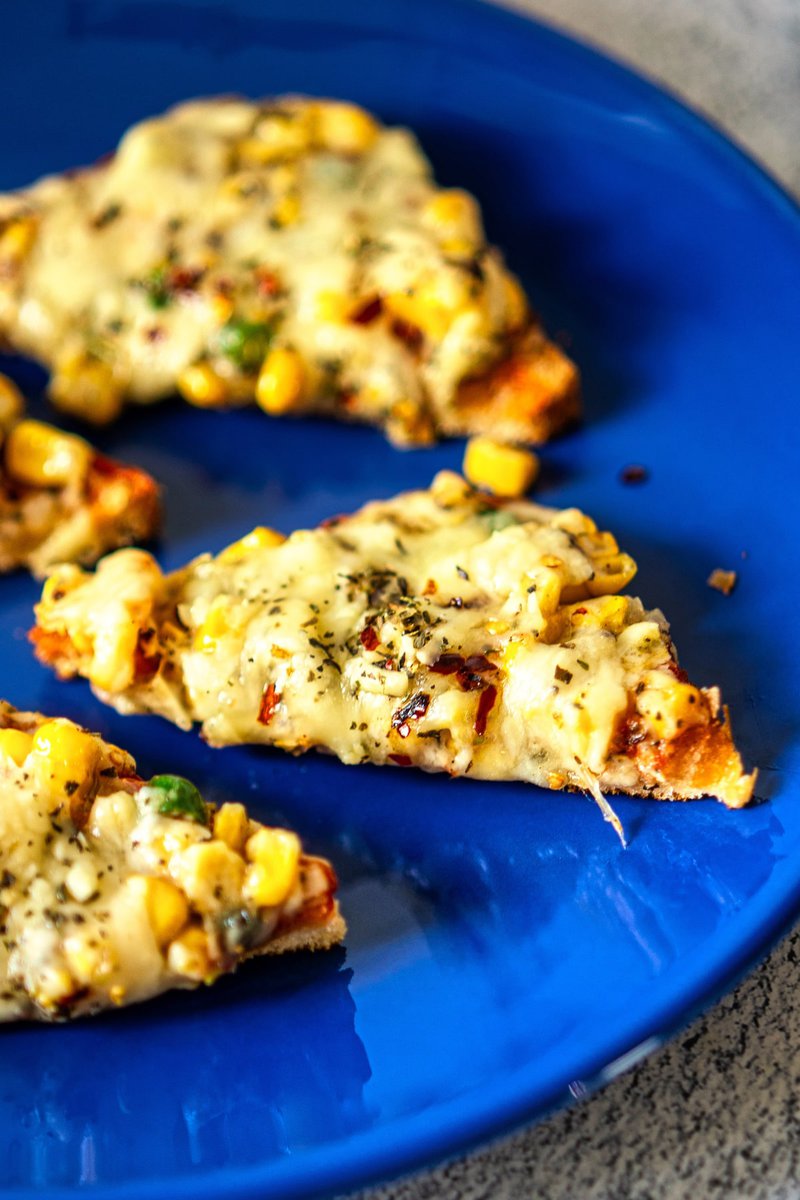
top-left (0, 375), bottom-right (160, 576)
top-left (0, 96), bottom-right (579, 446)
top-left (31, 473), bottom-right (755, 821)
top-left (0, 703), bottom-right (344, 1022)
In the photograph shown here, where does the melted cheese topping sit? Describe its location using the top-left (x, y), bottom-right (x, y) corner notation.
top-left (0, 97), bottom-right (530, 442)
top-left (0, 708), bottom-right (341, 1021)
top-left (34, 472), bottom-right (756, 813)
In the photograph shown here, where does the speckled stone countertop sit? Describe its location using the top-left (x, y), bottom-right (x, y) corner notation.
top-left (361, 3), bottom-right (800, 1197)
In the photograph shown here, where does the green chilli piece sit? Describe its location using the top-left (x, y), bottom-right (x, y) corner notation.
top-left (216, 317), bottom-right (274, 372)
top-left (147, 775), bottom-right (208, 824)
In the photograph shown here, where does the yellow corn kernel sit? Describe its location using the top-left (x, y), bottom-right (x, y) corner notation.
top-left (585, 552), bottom-right (638, 597)
top-left (219, 525), bottom-right (286, 564)
top-left (213, 802), bottom-right (250, 852)
top-left (256, 347), bottom-right (305, 415)
top-left (194, 596), bottom-right (236, 653)
top-left (127, 874), bottom-right (190, 948)
top-left (526, 564), bottom-right (564, 620)
top-left (431, 469), bottom-right (473, 509)
top-left (49, 355), bottom-right (123, 424)
top-left (486, 618), bottom-right (510, 636)
top-left (0, 372), bottom-right (25, 429)
top-left (463, 437), bottom-right (540, 498)
top-left (0, 728), bottom-right (33, 766)
top-left (503, 272), bottom-right (529, 329)
top-left (210, 292), bottom-right (235, 324)
top-left (251, 107), bottom-right (315, 160)
top-left (34, 964), bottom-right (76, 1009)
top-left (422, 189), bottom-right (482, 243)
top-left (63, 935), bottom-right (115, 986)
top-left (170, 840), bottom-right (245, 914)
top-left (271, 192), bottom-right (301, 228)
top-left (314, 290), bottom-right (352, 323)
top-left (567, 595), bottom-right (630, 635)
top-left (64, 859), bottom-right (99, 903)
top-left (89, 789), bottom-right (139, 846)
top-left (315, 101), bottom-right (378, 155)
top-left (167, 926), bottom-right (217, 982)
top-left (177, 361), bottom-right (229, 408)
top-left (500, 636), bottom-right (528, 669)
top-left (384, 290), bottom-right (452, 341)
top-left (0, 215), bottom-right (37, 262)
top-left (30, 719), bottom-right (101, 809)
top-left (4, 420), bottom-right (91, 489)
top-left (635, 670), bottom-right (706, 741)
top-left (243, 827), bottom-right (301, 907)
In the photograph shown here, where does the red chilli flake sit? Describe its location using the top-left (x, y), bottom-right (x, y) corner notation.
top-left (388, 754), bottom-right (413, 767)
top-left (351, 295), bottom-right (383, 325)
top-left (430, 653), bottom-right (465, 675)
top-left (390, 317), bottom-right (423, 350)
top-left (133, 629), bottom-right (161, 682)
top-left (360, 626), bottom-right (379, 651)
top-left (391, 691), bottom-right (431, 732)
top-left (258, 682), bottom-right (282, 726)
top-left (474, 684), bottom-right (498, 736)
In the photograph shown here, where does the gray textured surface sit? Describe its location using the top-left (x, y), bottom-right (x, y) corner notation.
top-left (361, 2), bottom-right (800, 1197)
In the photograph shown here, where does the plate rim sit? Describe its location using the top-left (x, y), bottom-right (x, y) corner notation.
top-left (3, 2), bottom-right (800, 1198)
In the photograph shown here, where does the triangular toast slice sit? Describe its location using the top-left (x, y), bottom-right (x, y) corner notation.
top-left (0, 96), bottom-right (579, 446)
top-left (0, 703), bottom-right (344, 1022)
top-left (31, 472), bottom-right (755, 820)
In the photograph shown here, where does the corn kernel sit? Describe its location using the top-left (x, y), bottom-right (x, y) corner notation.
top-left (0, 728), bottom-right (33, 766)
top-left (213, 802), bottom-right (250, 852)
top-left (463, 436), bottom-right (539, 498)
top-left (218, 526), bottom-right (286, 564)
top-left (0, 372), bottom-right (25, 429)
top-left (243, 827), bottom-right (301, 907)
top-left (0, 215), bottom-right (37, 262)
top-left (567, 595), bottom-right (630, 635)
top-left (89, 789), bottom-right (139, 846)
top-left (384, 290), bottom-right (450, 340)
top-left (251, 107), bottom-right (315, 159)
top-left (167, 926), bottom-right (216, 982)
top-left (30, 719), bottom-right (101, 810)
top-left (635, 670), bottom-right (706, 741)
top-left (422, 189), bottom-right (482, 243)
top-left (256, 347), bottom-right (305, 415)
top-left (127, 874), bottom-right (190, 947)
top-left (49, 354), bottom-right (123, 424)
top-left (5, 420), bottom-right (92, 488)
top-left (65, 859), bottom-right (99, 903)
top-left (63, 935), bottom-right (115, 986)
top-left (315, 101), bottom-right (379, 155)
top-left (34, 964), bottom-right (76, 1009)
top-left (585, 552), bottom-right (637, 597)
top-left (314, 290), bottom-right (352, 323)
top-left (194, 596), bottom-right (236, 653)
top-left (271, 192), bottom-right (301, 228)
top-left (177, 361), bottom-right (229, 408)
top-left (210, 292), bottom-right (235, 324)
top-left (431, 469), bottom-right (473, 509)
top-left (170, 840), bottom-right (245, 914)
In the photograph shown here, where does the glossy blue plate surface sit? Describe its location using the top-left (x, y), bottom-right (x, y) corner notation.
top-left (1, 2), bottom-right (799, 1197)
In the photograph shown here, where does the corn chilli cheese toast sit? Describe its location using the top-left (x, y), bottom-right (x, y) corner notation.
top-left (0, 96), bottom-right (579, 446)
top-left (0, 372), bottom-right (160, 577)
top-left (0, 703), bottom-right (344, 1022)
top-left (32, 473), bottom-right (754, 825)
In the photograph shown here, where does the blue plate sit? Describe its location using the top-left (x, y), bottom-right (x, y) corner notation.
top-left (1, 2), bottom-right (799, 1197)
